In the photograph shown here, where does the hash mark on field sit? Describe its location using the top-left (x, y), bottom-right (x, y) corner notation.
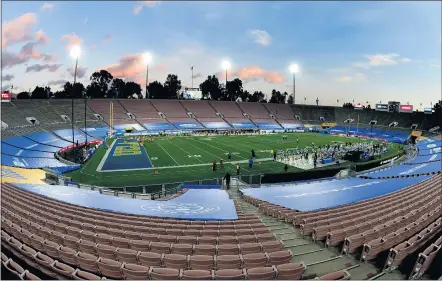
top-left (176, 138), bottom-right (224, 160)
top-left (192, 138), bottom-right (248, 159)
top-left (155, 141), bottom-right (180, 165)
top-left (167, 139), bottom-right (204, 164)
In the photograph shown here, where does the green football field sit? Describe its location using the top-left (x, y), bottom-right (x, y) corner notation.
top-left (67, 133), bottom-right (401, 188)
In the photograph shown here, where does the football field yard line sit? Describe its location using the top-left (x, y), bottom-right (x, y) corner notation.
top-left (166, 139), bottom-right (205, 164)
top-left (155, 140), bottom-right (180, 166)
top-left (175, 137), bottom-right (225, 161)
top-left (208, 137), bottom-right (254, 156)
top-left (96, 139), bottom-right (116, 171)
top-left (191, 138), bottom-right (248, 160)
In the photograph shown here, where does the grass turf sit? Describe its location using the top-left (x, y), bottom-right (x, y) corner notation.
top-left (66, 133), bottom-right (402, 188)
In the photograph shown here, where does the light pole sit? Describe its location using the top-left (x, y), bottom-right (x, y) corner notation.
top-left (191, 66), bottom-right (194, 88)
top-left (289, 64), bottom-right (299, 105)
top-left (143, 52), bottom-right (152, 99)
top-left (222, 60), bottom-right (231, 100)
top-left (70, 45), bottom-right (81, 149)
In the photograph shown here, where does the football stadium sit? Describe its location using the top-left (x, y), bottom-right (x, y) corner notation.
top-left (1, 1), bottom-right (442, 281)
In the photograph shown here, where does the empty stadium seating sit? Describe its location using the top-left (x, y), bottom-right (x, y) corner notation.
top-left (1, 182), bottom-right (306, 280)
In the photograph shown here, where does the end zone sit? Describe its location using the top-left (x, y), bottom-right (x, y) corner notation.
top-left (97, 138), bottom-right (153, 172)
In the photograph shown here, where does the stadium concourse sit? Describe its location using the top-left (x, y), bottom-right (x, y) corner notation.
top-left (1, 99), bottom-right (442, 280)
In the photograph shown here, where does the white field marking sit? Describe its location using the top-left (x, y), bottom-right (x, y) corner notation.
top-left (96, 139), bottom-right (117, 171)
top-left (95, 157), bottom-right (275, 173)
top-left (155, 140), bottom-right (180, 166)
top-left (199, 138), bottom-right (250, 158)
top-left (140, 141), bottom-right (153, 167)
top-left (188, 155), bottom-right (202, 158)
top-left (176, 137), bottom-right (227, 160)
top-left (166, 139), bottom-right (204, 164)
top-left (151, 157), bottom-right (158, 160)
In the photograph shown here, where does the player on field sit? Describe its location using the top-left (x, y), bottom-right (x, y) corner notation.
top-left (236, 164), bottom-right (241, 175)
top-left (220, 159), bottom-right (224, 168)
top-left (228, 152), bottom-right (232, 160)
top-left (212, 160), bottom-right (217, 172)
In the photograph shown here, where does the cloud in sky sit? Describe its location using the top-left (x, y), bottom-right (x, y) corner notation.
top-left (102, 53), bottom-right (146, 81)
top-left (103, 34), bottom-right (112, 44)
top-left (231, 66), bottom-right (285, 84)
top-left (67, 66), bottom-right (88, 79)
top-left (2, 30), bottom-right (53, 69)
top-left (2, 74), bottom-right (14, 82)
top-left (334, 72), bottom-right (367, 83)
top-left (61, 33), bottom-right (83, 50)
top-left (40, 3), bottom-right (54, 11)
top-left (26, 64), bottom-right (63, 73)
top-left (48, 79), bottom-right (67, 86)
top-left (352, 53), bottom-right (412, 68)
top-left (133, 1), bottom-right (161, 15)
top-left (335, 76), bottom-right (352, 83)
top-left (1, 13), bottom-right (37, 47)
top-left (248, 29), bottom-right (272, 47)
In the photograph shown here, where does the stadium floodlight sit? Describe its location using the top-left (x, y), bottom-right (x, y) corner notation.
top-left (289, 63), bottom-right (299, 73)
top-left (70, 45), bottom-right (81, 59)
top-left (222, 60), bottom-right (231, 70)
top-left (143, 52), bottom-right (152, 65)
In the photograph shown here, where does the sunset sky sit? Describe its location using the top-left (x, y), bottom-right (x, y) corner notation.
top-left (1, 1), bottom-right (441, 107)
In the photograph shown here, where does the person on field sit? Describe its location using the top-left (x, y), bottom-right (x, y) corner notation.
top-left (249, 157), bottom-right (253, 168)
top-left (251, 149), bottom-right (256, 159)
top-left (224, 172), bottom-right (231, 190)
top-left (273, 151), bottom-right (277, 161)
top-left (228, 152), bottom-right (232, 160)
top-left (236, 164), bottom-right (241, 175)
top-left (284, 164), bottom-right (288, 172)
top-left (220, 159), bottom-right (224, 168)
top-left (212, 160), bottom-right (217, 172)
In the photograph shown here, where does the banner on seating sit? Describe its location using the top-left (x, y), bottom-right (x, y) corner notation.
top-left (143, 122), bottom-right (175, 131)
top-left (173, 122), bottom-right (203, 130)
top-left (230, 122), bottom-right (257, 129)
top-left (255, 122), bottom-right (283, 130)
top-left (202, 122), bottom-right (232, 129)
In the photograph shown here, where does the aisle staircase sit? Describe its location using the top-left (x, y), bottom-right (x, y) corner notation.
top-left (225, 183), bottom-right (408, 280)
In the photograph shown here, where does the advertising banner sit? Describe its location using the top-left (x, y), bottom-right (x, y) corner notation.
top-left (399, 105), bottom-right (413, 113)
top-left (255, 122), bottom-right (283, 130)
top-left (143, 122), bottom-right (175, 131)
top-left (375, 104), bottom-right (389, 112)
top-left (354, 104), bottom-right (364, 110)
top-left (202, 122), bottom-right (232, 129)
top-left (173, 122), bottom-right (203, 130)
top-left (230, 122), bottom-right (257, 129)
top-left (424, 108), bottom-right (433, 114)
top-left (1, 92), bottom-right (11, 102)
top-left (280, 123), bottom-right (304, 129)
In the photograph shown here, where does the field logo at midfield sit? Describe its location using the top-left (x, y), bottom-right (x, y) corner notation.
top-left (141, 203), bottom-right (220, 215)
